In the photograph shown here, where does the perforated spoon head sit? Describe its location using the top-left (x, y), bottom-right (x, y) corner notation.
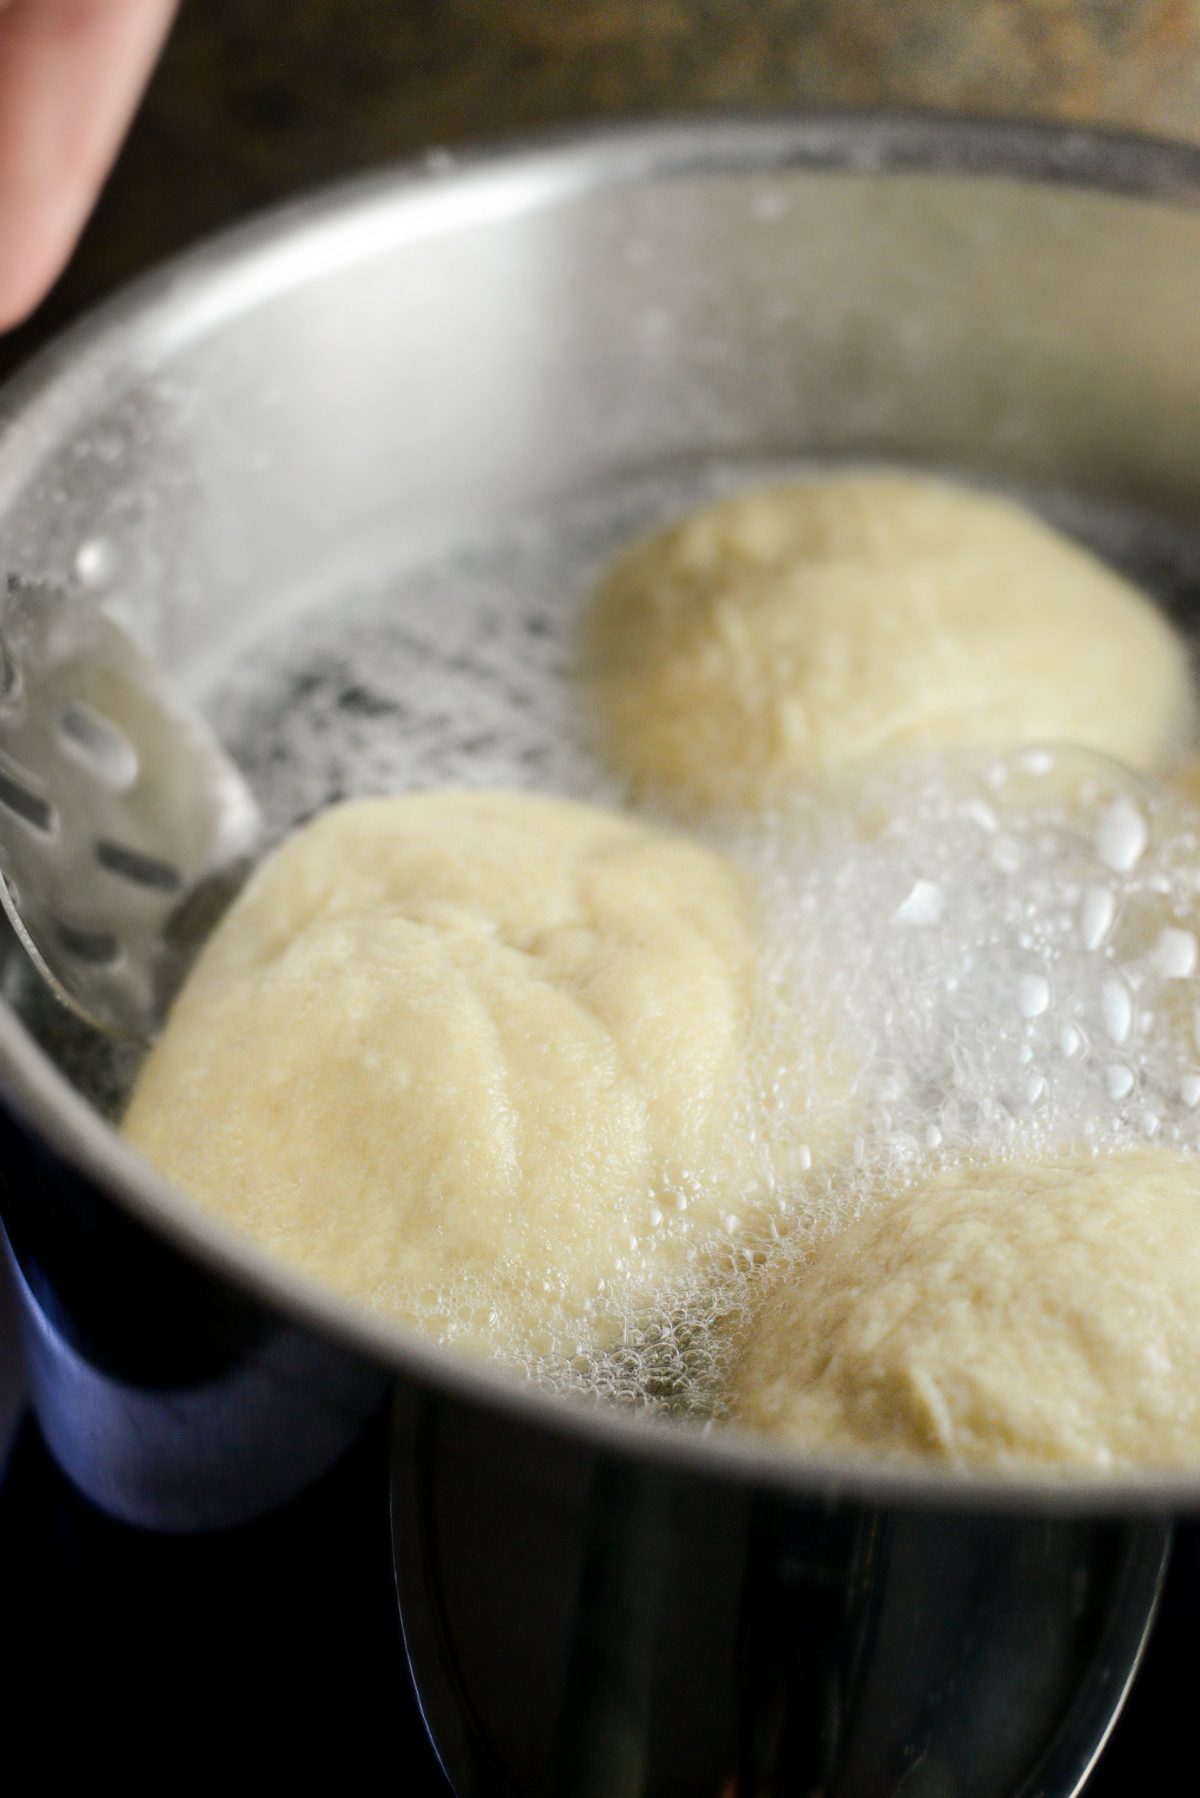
top-left (0, 577), bottom-right (260, 1042)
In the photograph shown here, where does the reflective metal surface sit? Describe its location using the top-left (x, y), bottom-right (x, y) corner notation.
top-left (0, 576), bottom-right (259, 1041)
top-left (391, 1386), bottom-right (1169, 1797)
top-left (1, 114), bottom-right (1200, 1509)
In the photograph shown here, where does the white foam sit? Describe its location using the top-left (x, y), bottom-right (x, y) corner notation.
top-left (714, 744), bottom-right (1200, 1234)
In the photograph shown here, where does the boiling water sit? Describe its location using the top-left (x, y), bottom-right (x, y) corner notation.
top-left (12, 460), bottom-right (1200, 1413)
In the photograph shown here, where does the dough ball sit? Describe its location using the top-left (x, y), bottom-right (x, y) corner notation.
top-left (123, 791), bottom-right (781, 1359)
top-left (588, 473), bottom-right (1193, 809)
top-left (726, 1149), bottom-right (1200, 1470)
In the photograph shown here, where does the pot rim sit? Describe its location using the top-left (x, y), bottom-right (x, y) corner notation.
top-left (3, 109), bottom-right (1200, 1514)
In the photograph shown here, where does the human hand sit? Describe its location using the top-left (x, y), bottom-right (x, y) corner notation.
top-left (0, 0), bottom-right (177, 329)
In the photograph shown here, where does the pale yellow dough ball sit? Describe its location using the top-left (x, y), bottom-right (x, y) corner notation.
top-left (727, 1149), bottom-right (1200, 1471)
top-left (588, 473), bottom-right (1193, 809)
top-left (124, 791), bottom-right (778, 1359)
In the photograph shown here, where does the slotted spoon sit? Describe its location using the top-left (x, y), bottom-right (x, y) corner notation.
top-left (0, 575), bottom-right (260, 1042)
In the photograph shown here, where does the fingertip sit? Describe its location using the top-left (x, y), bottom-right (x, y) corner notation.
top-left (0, 0), bottom-right (178, 330)
top-left (0, 193), bottom-right (81, 330)
top-left (0, 258), bottom-right (61, 333)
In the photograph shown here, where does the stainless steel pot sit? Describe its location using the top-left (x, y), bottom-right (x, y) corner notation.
top-left (1, 115), bottom-right (1198, 1792)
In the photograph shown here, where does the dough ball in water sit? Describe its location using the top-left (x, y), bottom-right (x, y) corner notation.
top-left (588, 473), bottom-right (1193, 809)
top-left (726, 1149), bottom-right (1200, 1470)
top-left (123, 791), bottom-right (785, 1359)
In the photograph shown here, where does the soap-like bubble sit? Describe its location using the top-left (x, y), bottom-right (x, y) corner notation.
top-left (724, 747), bottom-right (1200, 1179)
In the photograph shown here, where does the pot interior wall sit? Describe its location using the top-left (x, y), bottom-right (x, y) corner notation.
top-left (2, 150), bottom-right (1199, 691)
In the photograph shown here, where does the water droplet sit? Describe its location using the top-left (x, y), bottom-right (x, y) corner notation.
top-left (1102, 978), bottom-right (1132, 1046)
top-left (1153, 926), bottom-right (1197, 979)
top-left (1181, 1073), bottom-right (1200, 1109)
top-left (962, 799), bottom-right (998, 832)
top-left (894, 878), bottom-right (943, 925)
top-left (1094, 799), bottom-right (1148, 873)
top-left (1059, 1024), bottom-right (1084, 1059)
top-left (1017, 972), bottom-right (1050, 1018)
top-left (1079, 886), bottom-right (1115, 951)
top-left (73, 537), bottom-right (116, 588)
top-left (1105, 1063), bottom-right (1135, 1099)
top-left (1023, 1072), bottom-right (1046, 1105)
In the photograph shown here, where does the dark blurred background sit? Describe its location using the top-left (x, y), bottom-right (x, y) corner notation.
top-left (3, 0), bottom-right (1200, 381)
